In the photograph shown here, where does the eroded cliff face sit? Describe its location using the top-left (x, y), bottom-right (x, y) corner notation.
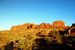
top-left (11, 20), bottom-right (68, 31)
top-left (53, 20), bottom-right (65, 27)
top-left (53, 20), bottom-right (65, 28)
top-left (52, 20), bottom-right (69, 30)
top-left (38, 23), bottom-right (53, 29)
top-left (8, 20), bottom-right (70, 39)
top-left (11, 23), bottom-right (38, 30)
top-left (11, 23), bottom-right (52, 31)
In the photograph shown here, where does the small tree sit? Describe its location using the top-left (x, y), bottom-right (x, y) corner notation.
top-left (45, 30), bottom-right (62, 44)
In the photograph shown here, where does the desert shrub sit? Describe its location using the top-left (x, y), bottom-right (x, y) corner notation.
top-left (45, 30), bottom-right (62, 44)
top-left (0, 29), bottom-right (63, 50)
top-left (12, 30), bottom-right (37, 50)
top-left (0, 30), bottom-right (37, 50)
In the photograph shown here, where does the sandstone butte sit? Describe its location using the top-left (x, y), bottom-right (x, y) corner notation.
top-left (9, 20), bottom-right (69, 36)
top-left (0, 20), bottom-right (69, 37)
top-left (11, 20), bottom-right (69, 31)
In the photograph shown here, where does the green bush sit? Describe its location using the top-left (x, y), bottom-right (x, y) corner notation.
top-left (45, 30), bottom-right (62, 44)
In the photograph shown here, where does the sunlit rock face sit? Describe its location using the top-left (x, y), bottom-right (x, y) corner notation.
top-left (11, 21), bottom-right (68, 31)
top-left (53, 20), bottom-right (66, 30)
top-left (11, 23), bottom-right (38, 30)
top-left (53, 20), bottom-right (65, 27)
top-left (38, 23), bottom-right (53, 29)
top-left (11, 23), bottom-right (53, 30)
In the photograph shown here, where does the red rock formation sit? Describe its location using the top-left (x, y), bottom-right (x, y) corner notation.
top-left (11, 21), bottom-right (68, 31)
top-left (38, 23), bottom-right (52, 29)
top-left (11, 23), bottom-right (38, 30)
top-left (53, 20), bottom-right (65, 30)
top-left (53, 20), bottom-right (65, 27)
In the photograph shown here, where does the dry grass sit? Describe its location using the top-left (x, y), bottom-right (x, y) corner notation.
top-left (0, 29), bottom-right (62, 50)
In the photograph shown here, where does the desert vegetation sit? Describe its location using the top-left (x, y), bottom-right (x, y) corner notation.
top-left (0, 20), bottom-right (75, 50)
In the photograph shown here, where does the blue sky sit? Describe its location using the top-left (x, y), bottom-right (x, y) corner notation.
top-left (0, 0), bottom-right (75, 30)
